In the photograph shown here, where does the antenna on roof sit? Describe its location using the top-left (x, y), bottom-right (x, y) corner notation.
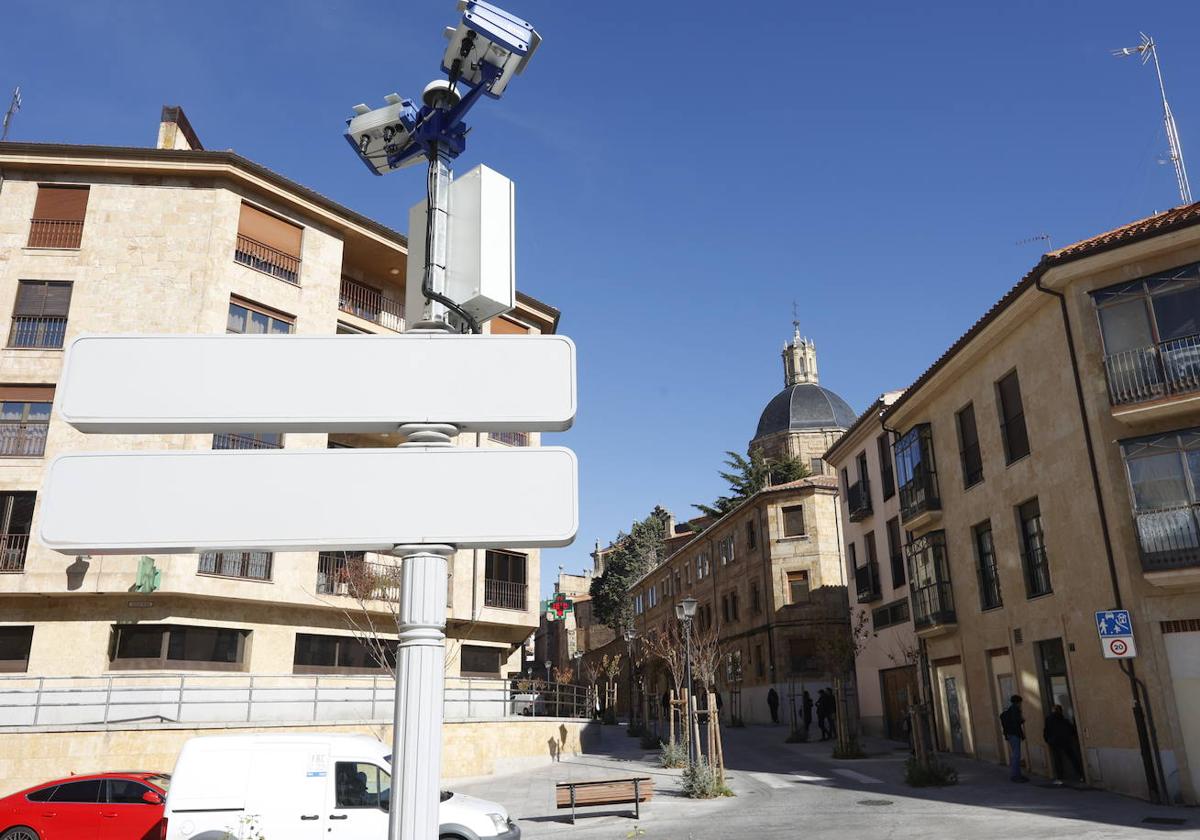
top-left (791, 300), bottom-right (800, 337)
top-left (1016, 233), bottom-right (1053, 250)
top-left (1, 86), bottom-right (21, 142)
top-left (1113, 33), bottom-right (1192, 204)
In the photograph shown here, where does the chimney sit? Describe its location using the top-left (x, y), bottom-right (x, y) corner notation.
top-left (156, 105), bottom-right (203, 151)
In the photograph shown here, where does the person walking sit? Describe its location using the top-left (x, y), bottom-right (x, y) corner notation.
top-left (816, 689), bottom-right (833, 740)
top-left (1043, 704), bottom-right (1084, 785)
top-left (801, 689), bottom-right (814, 737)
top-left (1001, 694), bottom-right (1028, 782)
top-left (767, 687), bottom-right (780, 724)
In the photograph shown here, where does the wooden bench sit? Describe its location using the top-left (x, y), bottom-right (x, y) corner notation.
top-left (554, 777), bottom-right (654, 824)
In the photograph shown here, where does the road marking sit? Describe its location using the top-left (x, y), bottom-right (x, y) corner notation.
top-left (748, 772), bottom-right (792, 789)
top-left (833, 768), bottom-right (884, 784)
top-left (790, 771), bottom-right (832, 783)
top-left (747, 771), bottom-right (832, 789)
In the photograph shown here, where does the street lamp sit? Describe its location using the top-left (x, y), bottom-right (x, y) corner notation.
top-left (676, 597), bottom-right (698, 765)
top-left (623, 627), bottom-right (638, 729)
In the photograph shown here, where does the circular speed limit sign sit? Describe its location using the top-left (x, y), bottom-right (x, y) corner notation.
top-left (1108, 638), bottom-right (1128, 656)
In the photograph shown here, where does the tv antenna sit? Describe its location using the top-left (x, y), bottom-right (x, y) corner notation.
top-left (1, 86), bottom-right (21, 142)
top-left (1016, 233), bottom-right (1053, 250)
top-left (1113, 33), bottom-right (1192, 204)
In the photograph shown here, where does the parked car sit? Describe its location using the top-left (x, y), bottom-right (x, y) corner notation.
top-left (0, 771), bottom-right (169, 840)
top-left (164, 733), bottom-right (519, 839)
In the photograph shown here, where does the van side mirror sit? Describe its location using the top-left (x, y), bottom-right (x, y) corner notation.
top-left (142, 790), bottom-right (164, 805)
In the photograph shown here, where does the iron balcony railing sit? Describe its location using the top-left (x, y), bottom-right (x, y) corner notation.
top-left (910, 581), bottom-right (956, 629)
top-left (8, 316), bottom-right (67, 349)
top-left (1021, 544), bottom-right (1052, 597)
top-left (234, 234), bottom-right (300, 285)
top-left (0, 422), bottom-right (47, 457)
top-left (0, 534), bottom-right (30, 573)
top-left (847, 478), bottom-right (872, 521)
top-left (212, 433), bottom-right (283, 450)
top-left (898, 466), bottom-right (941, 524)
top-left (316, 553), bottom-right (402, 602)
top-left (483, 578), bottom-right (528, 611)
top-left (338, 278), bottom-right (405, 332)
top-left (1134, 502), bottom-right (1200, 571)
top-left (854, 560), bottom-right (882, 604)
top-left (1103, 333), bottom-right (1200, 406)
top-left (488, 431), bottom-right (530, 447)
top-left (27, 218), bottom-right (83, 249)
top-left (199, 551), bottom-right (273, 582)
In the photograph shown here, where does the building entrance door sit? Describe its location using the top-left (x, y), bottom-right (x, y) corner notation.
top-left (880, 665), bottom-right (917, 741)
top-left (944, 676), bottom-right (966, 753)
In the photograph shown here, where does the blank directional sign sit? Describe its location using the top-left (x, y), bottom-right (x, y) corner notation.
top-left (56, 333), bottom-right (576, 433)
top-left (40, 447), bottom-right (578, 554)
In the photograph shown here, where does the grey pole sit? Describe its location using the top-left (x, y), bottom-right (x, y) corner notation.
top-left (684, 618), bottom-right (694, 767)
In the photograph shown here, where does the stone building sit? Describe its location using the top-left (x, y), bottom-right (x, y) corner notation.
top-left (823, 389), bottom-right (918, 740)
top-left (0, 109), bottom-right (558, 703)
top-left (877, 204), bottom-right (1200, 804)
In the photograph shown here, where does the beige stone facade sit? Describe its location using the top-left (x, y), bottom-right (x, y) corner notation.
top-left (877, 205), bottom-right (1200, 804)
top-left (0, 124), bottom-right (559, 707)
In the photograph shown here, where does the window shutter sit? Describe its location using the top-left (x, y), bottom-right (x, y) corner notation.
top-left (490, 316), bottom-right (529, 335)
top-left (13, 281), bottom-right (72, 317)
top-left (32, 186), bottom-right (89, 221)
top-left (237, 202), bottom-right (302, 258)
top-left (0, 385), bottom-right (54, 402)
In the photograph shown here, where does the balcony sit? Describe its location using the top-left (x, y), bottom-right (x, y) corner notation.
top-left (8, 316), bottom-right (67, 349)
top-left (484, 578), bottom-right (528, 611)
top-left (488, 431), bottom-right (530, 447)
top-left (1133, 503), bottom-right (1200, 585)
top-left (199, 551), bottom-right (273, 582)
top-left (339, 277), bottom-right (405, 332)
top-left (847, 478), bottom-right (872, 522)
top-left (234, 234), bottom-right (300, 285)
top-left (910, 582), bottom-right (956, 633)
top-left (1104, 335), bottom-right (1200, 421)
top-left (27, 219), bottom-right (83, 249)
top-left (316, 553), bottom-right (401, 602)
top-left (898, 468), bottom-right (941, 528)
top-left (0, 535), bottom-right (29, 573)
top-left (854, 560), bottom-right (882, 604)
top-left (906, 531), bottom-right (956, 634)
top-left (212, 432), bottom-right (284, 450)
top-left (0, 423), bottom-right (47, 458)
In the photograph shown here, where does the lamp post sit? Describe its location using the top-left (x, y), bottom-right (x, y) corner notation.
top-left (676, 597), bottom-right (698, 765)
top-left (572, 651), bottom-right (583, 717)
top-left (623, 627), bottom-right (638, 728)
top-left (544, 659), bottom-right (554, 717)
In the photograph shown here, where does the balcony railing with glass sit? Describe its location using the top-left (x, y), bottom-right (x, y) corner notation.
top-left (906, 530), bottom-right (955, 629)
top-left (198, 551), bottom-right (273, 582)
top-left (1103, 334), bottom-right (1200, 407)
top-left (339, 278), bottom-right (405, 332)
top-left (1133, 503), bottom-right (1200, 571)
top-left (0, 535), bottom-right (30, 573)
top-left (8, 316), bottom-right (67, 349)
top-left (27, 219), bottom-right (84, 249)
top-left (910, 581), bottom-right (956, 629)
top-left (316, 553), bottom-right (402, 602)
top-left (847, 478), bottom-right (872, 522)
top-left (854, 560), bottom-right (882, 604)
top-left (483, 578), bottom-right (528, 611)
top-left (0, 423), bottom-right (47, 457)
top-left (234, 234), bottom-right (300, 285)
top-left (898, 466), bottom-right (940, 524)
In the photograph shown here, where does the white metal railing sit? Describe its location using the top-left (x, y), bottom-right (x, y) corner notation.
top-left (0, 673), bottom-right (590, 728)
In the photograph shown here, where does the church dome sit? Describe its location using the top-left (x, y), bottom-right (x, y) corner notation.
top-left (754, 382), bottom-right (857, 439)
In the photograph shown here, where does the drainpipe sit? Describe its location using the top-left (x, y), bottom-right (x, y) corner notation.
top-left (757, 502), bottom-right (777, 688)
top-left (1034, 275), bottom-right (1169, 804)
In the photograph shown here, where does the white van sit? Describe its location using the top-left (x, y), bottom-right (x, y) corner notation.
top-left (163, 733), bottom-right (519, 840)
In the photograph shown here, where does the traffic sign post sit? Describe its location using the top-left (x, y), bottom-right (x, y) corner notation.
top-left (1096, 609), bottom-right (1138, 659)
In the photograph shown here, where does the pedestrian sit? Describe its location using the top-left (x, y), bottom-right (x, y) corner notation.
top-left (767, 687), bottom-right (780, 725)
top-left (1000, 694), bottom-right (1028, 782)
top-left (1043, 704), bottom-right (1084, 785)
top-left (801, 689), bottom-right (814, 736)
top-left (715, 690), bottom-right (723, 724)
top-left (816, 689), bottom-right (833, 740)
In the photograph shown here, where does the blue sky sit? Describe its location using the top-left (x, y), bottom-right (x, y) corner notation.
top-left (5, 1), bottom-right (1200, 594)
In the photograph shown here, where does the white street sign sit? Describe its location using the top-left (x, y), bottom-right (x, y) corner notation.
top-left (1102, 636), bottom-right (1137, 659)
top-left (39, 447), bottom-right (578, 554)
top-left (56, 333), bottom-right (575, 433)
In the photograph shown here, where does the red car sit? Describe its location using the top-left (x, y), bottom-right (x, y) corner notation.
top-left (0, 772), bottom-right (169, 840)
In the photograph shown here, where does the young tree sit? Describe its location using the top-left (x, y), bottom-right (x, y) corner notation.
top-left (589, 509), bottom-right (668, 635)
top-left (814, 610), bottom-right (873, 757)
top-left (689, 621), bottom-right (726, 779)
top-left (694, 449), bottom-right (810, 519)
top-left (643, 623), bottom-right (687, 747)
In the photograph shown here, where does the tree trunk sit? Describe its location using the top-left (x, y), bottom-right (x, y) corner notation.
top-left (690, 692), bottom-right (702, 765)
top-left (669, 689), bottom-right (676, 747)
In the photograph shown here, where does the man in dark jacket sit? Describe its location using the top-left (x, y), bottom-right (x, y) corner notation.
top-left (1000, 695), bottom-right (1028, 782)
top-left (802, 689), bottom-right (814, 736)
top-left (1043, 705), bottom-right (1084, 784)
top-left (816, 689), bottom-right (834, 740)
top-left (767, 687), bottom-right (780, 724)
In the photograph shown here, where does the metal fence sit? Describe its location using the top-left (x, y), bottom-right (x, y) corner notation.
top-left (234, 234), bottom-right (300, 285)
top-left (1136, 503), bottom-right (1200, 570)
top-left (1104, 334), bottom-right (1200, 405)
top-left (8, 316), bottom-right (67, 349)
top-left (0, 673), bottom-right (590, 728)
top-left (0, 534), bottom-right (29, 573)
top-left (0, 422), bottom-right (48, 457)
top-left (339, 278), bottom-right (405, 332)
top-left (27, 218), bottom-right (83, 249)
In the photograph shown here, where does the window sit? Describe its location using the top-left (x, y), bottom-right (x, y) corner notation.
top-left (28, 185), bottom-right (88, 248)
top-left (846, 541), bottom-right (857, 575)
top-left (50, 779), bottom-right (102, 803)
top-left (750, 579), bottom-right (762, 614)
top-left (633, 593), bottom-right (644, 615)
top-left (840, 467), bottom-right (850, 495)
top-left (786, 570), bottom-right (810, 604)
top-left (781, 505), bottom-right (805, 537)
top-left (485, 549), bottom-right (527, 610)
top-left (294, 632), bottom-right (391, 674)
top-left (886, 516), bottom-right (905, 588)
top-left (755, 644), bottom-right (765, 678)
top-left (460, 645), bottom-right (503, 676)
top-left (335, 762), bottom-right (390, 810)
top-left (856, 451), bottom-right (870, 486)
top-left (894, 424), bottom-right (940, 523)
top-left (684, 562), bottom-right (691, 585)
top-left (106, 779), bottom-right (155, 804)
top-left (956, 403), bottom-right (984, 487)
top-left (198, 551), bottom-right (273, 581)
top-left (0, 386), bottom-right (53, 457)
top-left (235, 202), bottom-right (302, 284)
top-left (996, 371), bottom-right (1030, 463)
top-left (722, 593), bottom-right (730, 623)
top-left (810, 457), bottom-right (824, 475)
top-left (227, 297), bottom-right (294, 335)
top-left (9, 280), bottom-right (72, 348)
top-left (974, 521), bottom-right (1002, 610)
top-left (696, 552), bottom-right (709, 580)
top-left (731, 590), bottom-right (739, 621)
top-left (674, 569), bottom-right (682, 594)
top-left (662, 575), bottom-right (672, 598)
top-left (746, 519), bottom-right (757, 551)
top-left (648, 585), bottom-right (658, 608)
top-left (878, 434), bottom-right (895, 500)
top-left (787, 638), bottom-right (817, 674)
top-left (0, 492), bottom-right (35, 573)
top-left (0, 626), bottom-right (33, 672)
top-left (871, 599), bottom-right (910, 631)
top-left (1121, 428), bottom-right (1200, 570)
top-left (25, 786), bottom-right (58, 802)
top-left (718, 535), bottom-right (735, 565)
top-left (109, 624), bottom-right (248, 670)
top-left (905, 530), bottom-right (955, 628)
top-left (862, 531), bottom-right (881, 602)
top-left (1018, 498), bottom-right (1051, 597)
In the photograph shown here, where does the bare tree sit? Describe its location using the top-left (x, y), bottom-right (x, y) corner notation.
top-left (689, 620), bottom-right (726, 778)
top-left (814, 610), bottom-right (873, 756)
top-left (601, 652), bottom-right (622, 723)
top-left (643, 624), bottom-right (687, 746)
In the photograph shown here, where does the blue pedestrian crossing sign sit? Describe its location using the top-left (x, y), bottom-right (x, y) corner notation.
top-left (1095, 610), bottom-right (1137, 659)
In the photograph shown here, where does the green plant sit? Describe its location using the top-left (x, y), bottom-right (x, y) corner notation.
top-left (659, 740), bottom-right (687, 768)
top-left (832, 737), bottom-right (867, 759)
top-left (681, 762), bottom-right (734, 798)
top-left (904, 756), bottom-right (958, 787)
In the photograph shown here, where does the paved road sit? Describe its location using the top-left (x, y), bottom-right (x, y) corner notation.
top-left (452, 724), bottom-right (1194, 839)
